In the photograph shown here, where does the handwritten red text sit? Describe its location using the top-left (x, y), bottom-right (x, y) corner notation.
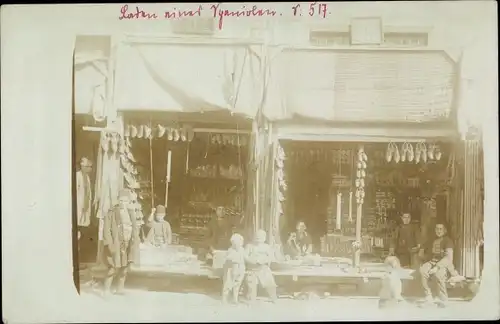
top-left (119, 5), bottom-right (158, 20)
top-left (210, 4), bottom-right (277, 30)
top-left (164, 5), bottom-right (203, 19)
top-left (292, 2), bottom-right (329, 18)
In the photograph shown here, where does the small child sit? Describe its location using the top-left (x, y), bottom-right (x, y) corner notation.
top-left (379, 256), bottom-right (406, 309)
top-left (222, 233), bottom-right (246, 304)
top-left (144, 205), bottom-right (172, 247)
top-left (245, 230), bottom-right (278, 303)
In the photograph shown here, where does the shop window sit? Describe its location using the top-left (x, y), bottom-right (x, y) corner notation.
top-left (171, 17), bottom-right (216, 35)
top-left (383, 32), bottom-right (429, 46)
top-left (310, 31), bottom-right (351, 46)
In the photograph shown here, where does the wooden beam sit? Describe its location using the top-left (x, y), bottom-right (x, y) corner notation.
top-left (82, 126), bottom-right (118, 133)
top-left (275, 125), bottom-right (458, 142)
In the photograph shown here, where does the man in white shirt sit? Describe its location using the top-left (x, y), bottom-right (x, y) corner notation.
top-left (76, 157), bottom-right (93, 239)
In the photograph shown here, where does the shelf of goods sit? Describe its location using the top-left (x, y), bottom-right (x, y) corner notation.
top-left (179, 163), bottom-right (245, 246)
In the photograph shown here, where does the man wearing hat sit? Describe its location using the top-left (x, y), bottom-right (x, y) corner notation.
top-left (102, 189), bottom-right (139, 296)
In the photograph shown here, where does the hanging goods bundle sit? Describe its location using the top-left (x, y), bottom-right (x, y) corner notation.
top-left (124, 124), bottom-right (196, 143)
top-left (385, 142), bottom-right (399, 163)
top-left (355, 146), bottom-right (367, 205)
top-left (275, 144), bottom-right (287, 216)
top-left (400, 142), bottom-right (415, 162)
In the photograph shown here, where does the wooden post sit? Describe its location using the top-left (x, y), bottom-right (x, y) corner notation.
top-left (354, 203), bottom-right (363, 268)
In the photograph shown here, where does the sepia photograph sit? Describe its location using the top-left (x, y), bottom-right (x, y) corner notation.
top-left (2, 1), bottom-right (498, 322)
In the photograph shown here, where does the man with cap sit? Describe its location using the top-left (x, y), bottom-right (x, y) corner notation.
top-left (102, 189), bottom-right (139, 296)
top-left (145, 205), bottom-right (172, 247)
top-left (76, 157), bottom-right (93, 238)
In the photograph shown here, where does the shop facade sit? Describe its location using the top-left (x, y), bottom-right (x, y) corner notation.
top-left (74, 35), bottom-right (272, 271)
top-left (259, 46), bottom-right (484, 279)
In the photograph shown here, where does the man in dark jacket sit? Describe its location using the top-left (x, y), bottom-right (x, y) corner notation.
top-left (389, 213), bottom-right (420, 268)
top-left (102, 189), bottom-right (139, 297)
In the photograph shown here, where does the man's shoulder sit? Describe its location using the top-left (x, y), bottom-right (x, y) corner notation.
top-left (443, 236), bottom-right (454, 246)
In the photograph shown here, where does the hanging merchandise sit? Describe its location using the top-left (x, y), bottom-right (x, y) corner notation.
top-left (401, 142), bottom-right (411, 162)
top-left (275, 143), bottom-right (286, 216)
top-left (101, 133), bottom-right (110, 152)
top-left (130, 125), bottom-right (138, 138)
top-left (144, 125), bottom-right (152, 139)
top-left (420, 142), bottom-right (428, 163)
top-left (393, 143), bottom-right (401, 163)
top-left (386, 142), bottom-right (393, 163)
top-left (355, 145), bottom-right (367, 205)
top-left (407, 143), bottom-right (415, 162)
top-left (427, 143), bottom-right (435, 160)
top-left (415, 142), bottom-right (422, 164)
top-left (137, 125), bottom-right (144, 139)
top-left (434, 144), bottom-right (442, 161)
top-left (157, 124), bottom-right (166, 138)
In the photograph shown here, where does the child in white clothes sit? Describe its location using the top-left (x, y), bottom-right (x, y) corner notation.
top-left (379, 256), bottom-right (406, 309)
top-left (222, 233), bottom-right (246, 304)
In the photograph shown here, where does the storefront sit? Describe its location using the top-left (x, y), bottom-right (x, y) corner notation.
top-left (79, 35), bottom-right (268, 275)
top-left (257, 46), bottom-right (482, 279)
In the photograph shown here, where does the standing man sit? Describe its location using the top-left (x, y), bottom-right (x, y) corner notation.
top-left (76, 157), bottom-right (93, 242)
top-left (419, 222), bottom-right (464, 308)
top-left (102, 189), bottom-right (139, 297)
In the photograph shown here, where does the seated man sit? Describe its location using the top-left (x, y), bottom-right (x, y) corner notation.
top-left (419, 222), bottom-right (465, 308)
top-left (284, 221), bottom-right (313, 259)
top-left (389, 213), bottom-right (421, 269)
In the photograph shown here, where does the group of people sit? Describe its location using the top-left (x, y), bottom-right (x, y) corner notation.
top-left (78, 156), bottom-right (467, 307)
top-left (381, 212), bottom-right (466, 308)
top-left (98, 188), bottom-right (174, 297)
top-left (221, 230), bottom-right (278, 304)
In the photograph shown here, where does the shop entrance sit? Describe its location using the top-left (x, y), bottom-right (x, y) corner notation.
top-left (280, 140), bottom-right (454, 262)
top-left (126, 117), bottom-right (252, 254)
